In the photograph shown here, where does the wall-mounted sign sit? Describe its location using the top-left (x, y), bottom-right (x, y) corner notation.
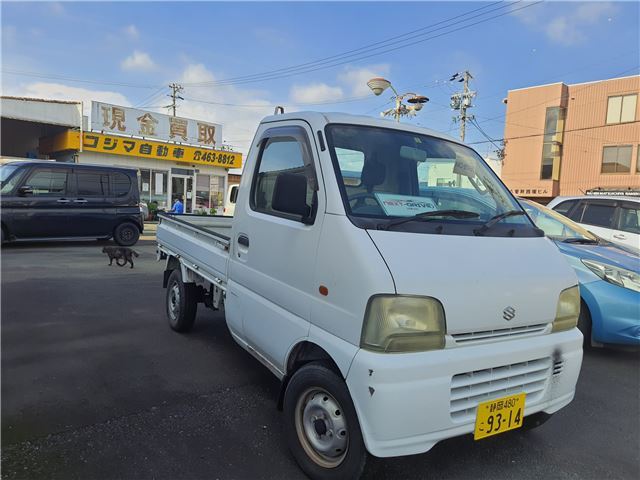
top-left (91, 102), bottom-right (222, 146)
top-left (83, 132), bottom-right (241, 169)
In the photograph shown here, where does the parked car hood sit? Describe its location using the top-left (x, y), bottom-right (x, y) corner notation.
top-left (554, 240), bottom-right (640, 273)
top-left (367, 231), bottom-right (578, 335)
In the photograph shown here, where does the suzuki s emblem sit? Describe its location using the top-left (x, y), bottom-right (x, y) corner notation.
top-left (503, 306), bottom-right (516, 321)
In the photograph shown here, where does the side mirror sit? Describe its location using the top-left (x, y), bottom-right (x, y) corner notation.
top-left (18, 186), bottom-right (34, 196)
top-left (272, 172), bottom-right (311, 221)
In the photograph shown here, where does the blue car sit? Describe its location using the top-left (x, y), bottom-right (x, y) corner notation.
top-left (520, 199), bottom-right (640, 348)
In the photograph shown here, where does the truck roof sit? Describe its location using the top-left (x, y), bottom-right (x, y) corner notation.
top-left (260, 111), bottom-right (462, 145)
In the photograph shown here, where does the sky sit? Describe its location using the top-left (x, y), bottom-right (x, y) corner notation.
top-left (1, 0), bottom-right (639, 162)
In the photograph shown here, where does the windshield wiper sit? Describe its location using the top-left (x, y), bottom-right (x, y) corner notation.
top-left (562, 237), bottom-right (599, 244)
top-left (474, 210), bottom-right (526, 236)
top-left (377, 209), bottom-right (479, 231)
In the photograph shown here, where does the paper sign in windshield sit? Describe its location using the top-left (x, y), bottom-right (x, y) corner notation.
top-left (375, 194), bottom-right (437, 217)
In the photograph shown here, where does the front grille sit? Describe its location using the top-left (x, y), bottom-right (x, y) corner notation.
top-left (450, 357), bottom-right (551, 422)
top-left (451, 324), bottom-right (548, 345)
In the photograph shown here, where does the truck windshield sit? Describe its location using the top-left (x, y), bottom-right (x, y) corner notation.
top-left (325, 124), bottom-right (538, 237)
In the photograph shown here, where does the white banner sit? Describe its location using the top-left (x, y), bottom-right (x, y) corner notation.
top-left (91, 101), bottom-right (222, 147)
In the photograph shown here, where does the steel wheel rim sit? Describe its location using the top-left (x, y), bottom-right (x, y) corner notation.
top-left (168, 283), bottom-right (180, 322)
top-left (294, 387), bottom-right (348, 468)
top-left (121, 228), bottom-right (134, 242)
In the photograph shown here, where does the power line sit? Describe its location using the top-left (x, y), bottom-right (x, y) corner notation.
top-left (183, 1), bottom-right (511, 87)
top-left (183, 1), bottom-right (542, 88)
top-left (467, 120), bottom-right (640, 145)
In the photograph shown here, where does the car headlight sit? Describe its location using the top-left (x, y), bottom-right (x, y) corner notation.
top-left (581, 259), bottom-right (640, 292)
top-left (361, 295), bottom-right (446, 353)
top-left (552, 285), bottom-right (580, 333)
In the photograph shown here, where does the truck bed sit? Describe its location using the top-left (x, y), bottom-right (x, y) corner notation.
top-left (156, 213), bottom-right (231, 284)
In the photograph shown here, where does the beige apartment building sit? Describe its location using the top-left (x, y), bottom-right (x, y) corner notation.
top-left (501, 75), bottom-right (640, 203)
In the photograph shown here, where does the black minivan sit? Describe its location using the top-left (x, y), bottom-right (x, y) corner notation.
top-left (1, 161), bottom-right (143, 246)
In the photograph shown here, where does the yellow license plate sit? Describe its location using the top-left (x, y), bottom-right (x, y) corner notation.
top-left (474, 393), bottom-right (526, 440)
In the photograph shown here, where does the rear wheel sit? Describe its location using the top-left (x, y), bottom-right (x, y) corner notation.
top-left (284, 363), bottom-right (367, 480)
top-left (166, 269), bottom-right (197, 332)
top-left (578, 300), bottom-right (592, 348)
top-left (114, 222), bottom-right (140, 246)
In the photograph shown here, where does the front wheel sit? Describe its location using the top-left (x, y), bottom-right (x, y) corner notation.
top-left (166, 269), bottom-right (197, 332)
top-left (284, 363), bottom-right (367, 480)
top-left (578, 300), bottom-right (593, 348)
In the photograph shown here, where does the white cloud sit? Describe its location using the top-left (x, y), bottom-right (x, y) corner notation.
top-left (49, 2), bottom-right (65, 16)
top-left (338, 64), bottom-right (391, 96)
top-left (1, 82), bottom-right (131, 115)
top-left (121, 50), bottom-right (156, 71)
top-left (124, 25), bottom-right (139, 40)
top-left (290, 83), bottom-right (344, 104)
top-left (513, 1), bottom-right (617, 46)
top-left (175, 63), bottom-right (273, 161)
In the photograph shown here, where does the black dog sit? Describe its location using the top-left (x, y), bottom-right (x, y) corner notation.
top-left (102, 246), bottom-right (139, 269)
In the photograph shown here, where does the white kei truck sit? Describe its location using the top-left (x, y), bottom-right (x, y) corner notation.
top-left (156, 111), bottom-right (583, 479)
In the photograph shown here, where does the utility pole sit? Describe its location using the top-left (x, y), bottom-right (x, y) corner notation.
top-left (450, 71), bottom-right (476, 142)
top-left (166, 83), bottom-right (184, 116)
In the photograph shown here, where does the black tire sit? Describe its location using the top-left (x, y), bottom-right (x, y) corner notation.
top-left (578, 300), bottom-right (592, 348)
top-left (166, 269), bottom-right (197, 332)
top-left (283, 363), bottom-right (367, 480)
top-left (114, 222), bottom-right (140, 246)
top-left (1, 226), bottom-right (5, 243)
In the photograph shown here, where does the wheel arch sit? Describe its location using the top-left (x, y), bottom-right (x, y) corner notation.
top-left (579, 289), bottom-right (601, 343)
top-left (278, 341), bottom-right (343, 411)
top-left (113, 218), bottom-right (143, 235)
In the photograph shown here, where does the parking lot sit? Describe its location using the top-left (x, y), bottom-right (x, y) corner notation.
top-left (1, 240), bottom-right (639, 480)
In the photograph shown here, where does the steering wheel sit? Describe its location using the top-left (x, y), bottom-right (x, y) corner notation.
top-left (349, 192), bottom-right (382, 210)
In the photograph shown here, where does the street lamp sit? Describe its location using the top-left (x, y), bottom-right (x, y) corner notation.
top-left (367, 77), bottom-right (429, 122)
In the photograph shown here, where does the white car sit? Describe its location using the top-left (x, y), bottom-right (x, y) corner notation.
top-left (156, 111), bottom-right (583, 479)
top-left (547, 195), bottom-right (640, 253)
top-left (223, 184), bottom-right (238, 216)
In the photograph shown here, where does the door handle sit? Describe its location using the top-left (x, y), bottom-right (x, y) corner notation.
top-left (238, 235), bottom-right (250, 247)
top-left (72, 199), bottom-right (88, 203)
top-left (56, 199), bottom-right (71, 204)
top-left (613, 234), bottom-right (626, 240)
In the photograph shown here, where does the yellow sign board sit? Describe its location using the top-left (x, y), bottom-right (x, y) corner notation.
top-left (82, 132), bottom-right (242, 169)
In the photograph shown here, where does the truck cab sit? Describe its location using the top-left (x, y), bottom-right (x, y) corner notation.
top-left (157, 112), bottom-right (583, 479)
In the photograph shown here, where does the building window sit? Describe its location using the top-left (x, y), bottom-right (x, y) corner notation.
top-left (606, 94), bottom-right (637, 124)
top-left (540, 106), bottom-right (565, 180)
top-left (195, 174), bottom-right (211, 211)
top-left (601, 145), bottom-right (632, 173)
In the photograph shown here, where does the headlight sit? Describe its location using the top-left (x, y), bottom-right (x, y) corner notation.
top-left (552, 285), bottom-right (580, 333)
top-left (582, 259), bottom-right (640, 292)
top-left (361, 295), bottom-right (446, 353)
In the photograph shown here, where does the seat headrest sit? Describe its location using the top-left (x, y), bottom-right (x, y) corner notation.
top-left (360, 160), bottom-right (385, 190)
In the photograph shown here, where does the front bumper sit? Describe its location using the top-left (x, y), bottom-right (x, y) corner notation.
top-left (580, 280), bottom-right (640, 346)
top-left (345, 328), bottom-right (583, 458)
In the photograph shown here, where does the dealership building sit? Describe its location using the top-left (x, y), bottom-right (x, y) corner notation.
top-left (1, 97), bottom-right (241, 213)
top-left (500, 75), bottom-right (640, 202)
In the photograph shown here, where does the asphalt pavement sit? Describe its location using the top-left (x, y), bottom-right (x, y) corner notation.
top-left (1, 239), bottom-right (639, 479)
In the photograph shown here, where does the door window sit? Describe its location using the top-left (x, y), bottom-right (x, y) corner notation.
top-left (77, 172), bottom-right (109, 196)
top-left (25, 169), bottom-right (69, 196)
top-left (552, 199), bottom-right (578, 216)
top-left (251, 136), bottom-right (313, 218)
top-left (579, 202), bottom-right (615, 228)
top-left (618, 206), bottom-right (640, 234)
